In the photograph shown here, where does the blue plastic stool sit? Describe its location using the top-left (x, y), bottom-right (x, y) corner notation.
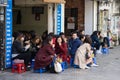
top-left (31, 59), bottom-right (35, 69)
top-left (73, 65), bottom-right (79, 68)
top-left (101, 48), bottom-right (109, 54)
top-left (61, 61), bottom-right (68, 71)
top-left (32, 59), bottom-right (46, 73)
top-left (34, 68), bottom-right (46, 73)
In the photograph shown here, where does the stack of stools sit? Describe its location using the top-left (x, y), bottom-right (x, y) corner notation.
top-left (12, 63), bottom-right (26, 74)
top-left (31, 59), bottom-right (46, 73)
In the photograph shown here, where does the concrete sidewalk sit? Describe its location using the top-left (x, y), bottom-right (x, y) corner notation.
top-left (0, 46), bottom-right (120, 80)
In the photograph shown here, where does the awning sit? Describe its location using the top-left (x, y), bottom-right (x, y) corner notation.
top-left (43, 0), bottom-right (66, 4)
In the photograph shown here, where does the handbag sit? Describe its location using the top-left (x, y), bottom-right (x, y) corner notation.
top-left (85, 53), bottom-right (90, 59)
top-left (53, 57), bottom-right (62, 73)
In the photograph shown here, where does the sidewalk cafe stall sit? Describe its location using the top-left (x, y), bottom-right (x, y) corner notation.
top-left (1, 0), bottom-right (65, 71)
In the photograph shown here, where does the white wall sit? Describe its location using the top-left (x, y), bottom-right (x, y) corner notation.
top-left (93, 1), bottom-right (97, 31)
top-left (47, 4), bottom-right (54, 34)
top-left (85, 0), bottom-right (97, 35)
top-left (13, 6), bottom-right (48, 35)
top-left (85, 0), bottom-right (93, 35)
top-left (60, 4), bottom-right (65, 33)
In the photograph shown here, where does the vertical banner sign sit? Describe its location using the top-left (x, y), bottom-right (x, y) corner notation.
top-left (5, 0), bottom-right (12, 68)
top-left (57, 4), bottom-right (61, 35)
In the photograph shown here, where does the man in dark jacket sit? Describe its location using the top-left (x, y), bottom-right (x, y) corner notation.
top-left (68, 32), bottom-right (82, 66)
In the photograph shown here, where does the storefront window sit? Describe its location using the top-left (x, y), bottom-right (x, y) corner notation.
top-left (99, 10), bottom-right (109, 34)
top-left (0, 7), bottom-right (4, 21)
top-left (0, 0), bottom-right (7, 7)
top-left (0, 0), bottom-right (7, 4)
top-left (98, 0), bottom-right (111, 37)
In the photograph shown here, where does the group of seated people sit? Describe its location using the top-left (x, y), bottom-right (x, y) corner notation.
top-left (12, 31), bottom-right (42, 70)
top-left (12, 30), bottom-right (109, 72)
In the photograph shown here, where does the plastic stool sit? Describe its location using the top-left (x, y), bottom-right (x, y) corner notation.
top-left (101, 48), bottom-right (109, 54)
top-left (73, 65), bottom-right (79, 68)
top-left (32, 59), bottom-right (46, 73)
top-left (61, 61), bottom-right (68, 71)
top-left (12, 63), bottom-right (26, 73)
top-left (34, 68), bottom-right (46, 73)
top-left (31, 59), bottom-right (35, 69)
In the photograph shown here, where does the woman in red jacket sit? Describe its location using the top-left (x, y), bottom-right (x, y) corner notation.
top-left (55, 36), bottom-right (68, 62)
top-left (34, 36), bottom-right (55, 70)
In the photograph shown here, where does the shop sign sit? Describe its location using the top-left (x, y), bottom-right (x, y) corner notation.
top-left (5, 0), bottom-right (12, 68)
top-left (57, 4), bottom-right (61, 35)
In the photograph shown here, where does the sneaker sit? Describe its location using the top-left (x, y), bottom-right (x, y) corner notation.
top-left (85, 66), bottom-right (90, 69)
top-left (91, 63), bottom-right (99, 67)
top-left (96, 50), bottom-right (102, 54)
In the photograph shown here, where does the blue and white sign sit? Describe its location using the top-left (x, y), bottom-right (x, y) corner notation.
top-left (57, 4), bottom-right (62, 35)
top-left (5, 0), bottom-right (12, 68)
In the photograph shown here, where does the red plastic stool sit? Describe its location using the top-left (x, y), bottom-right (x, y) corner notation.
top-left (12, 63), bottom-right (26, 73)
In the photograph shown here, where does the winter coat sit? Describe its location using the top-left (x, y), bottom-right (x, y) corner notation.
top-left (91, 35), bottom-right (100, 50)
top-left (74, 43), bottom-right (92, 69)
top-left (68, 38), bottom-right (82, 57)
top-left (55, 42), bottom-right (68, 61)
top-left (12, 40), bottom-right (25, 55)
top-left (34, 44), bottom-right (55, 69)
top-left (12, 40), bottom-right (32, 66)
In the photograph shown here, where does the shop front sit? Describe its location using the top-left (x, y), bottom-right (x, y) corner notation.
top-left (111, 0), bottom-right (120, 45)
top-left (65, 0), bottom-right (84, 35)
top-left (98, 0), bottom-right (120, 46)
top-left (13, 0), bottom-right (65, 35)
top-left (0, 0), bottom-right (65, 70)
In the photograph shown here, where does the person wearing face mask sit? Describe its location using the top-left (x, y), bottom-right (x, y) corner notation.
top-left (12, 32), bottom-right (31, 69)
